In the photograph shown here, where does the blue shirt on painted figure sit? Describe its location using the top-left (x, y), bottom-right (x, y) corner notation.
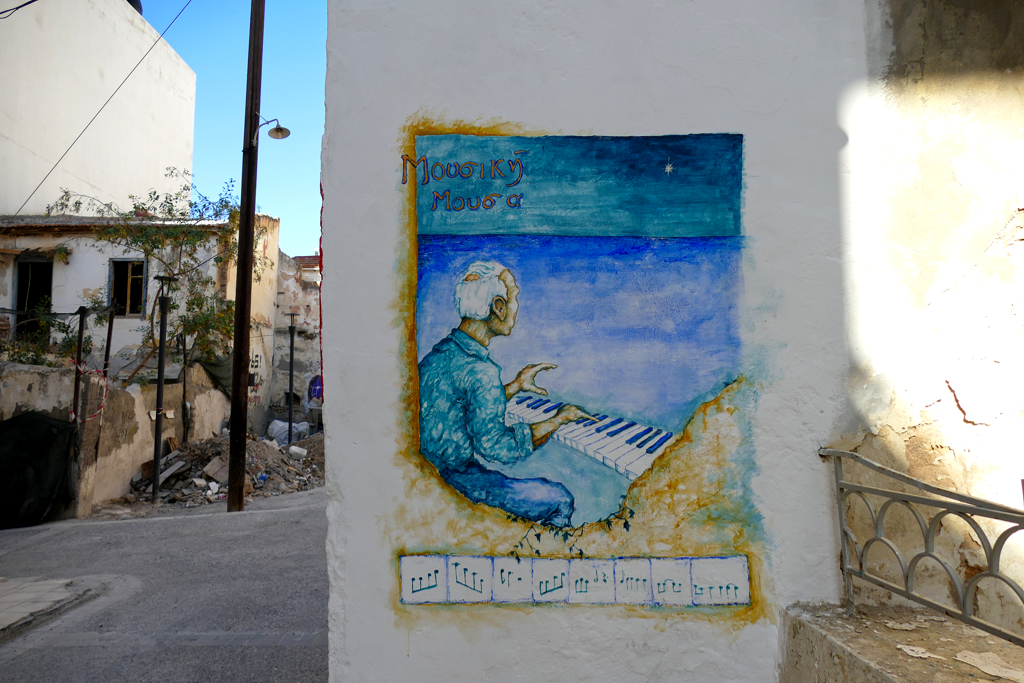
top-left (418, 329), bottom-right (574, 527)
top-left (419, 329), bottom-right (533, 471)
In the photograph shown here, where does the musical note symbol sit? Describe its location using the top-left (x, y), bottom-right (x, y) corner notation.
top-left (657, 581), bottom-right (667, 594)
top-left (539, 572), bottom-right (566, 596)
top-left (693, 585), bottom-right (704, 598)
top-left (452, 562), bottom-right (484, 594)
top-left (726, 583), bottom-right (738, 600)
top-left (411, 569), bottom-right (439, 594)
top-left (574, 578), bottom-right (589, 594)
top-left (672, 581), bottom-right (685, 594)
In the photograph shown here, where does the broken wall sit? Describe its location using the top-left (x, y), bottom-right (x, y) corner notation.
top-left (0, 361), bottom-right (103, 518)
top-left (831, 0), bottom-right (1024, 634)
top-left (269, 251), bottom-right (321, 422)
top-left (92, 365), bottom-right (230, 503)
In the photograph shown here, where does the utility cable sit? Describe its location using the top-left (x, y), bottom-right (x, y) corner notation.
top-left (14, 0), bottom-right (193, 215)
top-left (0, 0), bottom-right (40, 20)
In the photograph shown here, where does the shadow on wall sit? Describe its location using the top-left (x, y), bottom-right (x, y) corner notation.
top-left (827, 0), bottom-right (1024, 639)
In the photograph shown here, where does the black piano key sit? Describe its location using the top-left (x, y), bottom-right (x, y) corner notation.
top-left (528, 398), bottom-right (550, 409)
top-left (646, 432), bottom-right (672, 454)
top-left (516, 395), bottom-right (535, 404)
top-left (594, 417), bottom-right (623, 433)
top-left (543, 402), bottom-right (564, 414)
top-left (625, 427), bottom-right (652, 445)
top-left (635, 429), bottom-right (662, 449)
top-left (607, 421), bottom-right (636, 437)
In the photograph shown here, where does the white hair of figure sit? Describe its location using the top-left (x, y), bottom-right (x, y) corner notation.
top-left (454, 260), bottom-right (508, 320)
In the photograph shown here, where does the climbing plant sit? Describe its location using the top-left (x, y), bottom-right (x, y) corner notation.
top-left (46, 168), bottom-right (270, 365)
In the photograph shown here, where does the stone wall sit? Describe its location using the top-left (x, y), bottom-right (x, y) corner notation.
top-left (828, 0), bottom-right (1024, 634)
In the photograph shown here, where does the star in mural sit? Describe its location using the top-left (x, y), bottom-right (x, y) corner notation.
top-left (664, 162), bottom-right (674, 175)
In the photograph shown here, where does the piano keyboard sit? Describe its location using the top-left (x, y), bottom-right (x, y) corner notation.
top-left (505, 395), bottom-right (678, 481)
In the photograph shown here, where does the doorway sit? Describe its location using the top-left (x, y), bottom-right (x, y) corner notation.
top-left (15, 259), bottom-right (53, 341)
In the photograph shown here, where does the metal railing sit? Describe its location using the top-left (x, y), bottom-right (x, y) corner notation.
top-left (821, 447), bottom-right (1024, 647)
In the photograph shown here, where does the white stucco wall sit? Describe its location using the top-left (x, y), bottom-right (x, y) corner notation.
top-left (0, 231), bottom-right (221, 359)
top-left (323, 1), bottom-right (867, 681)
top-left (0, 0), bottom-right (195, 215)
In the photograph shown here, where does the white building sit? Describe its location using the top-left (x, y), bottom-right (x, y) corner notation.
top-left (0, 0), bottom-right (195, 215)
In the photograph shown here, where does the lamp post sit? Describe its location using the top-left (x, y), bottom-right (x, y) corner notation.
top-left (152, 275), bottom-right (176, 504)
top-left (286, 312), bottom-right (298, 444)
top-left (227, 0), bottom-right (290, 513)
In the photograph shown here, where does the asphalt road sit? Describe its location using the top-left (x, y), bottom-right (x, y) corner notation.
top-left (0, 489), bottom-right (328, 683)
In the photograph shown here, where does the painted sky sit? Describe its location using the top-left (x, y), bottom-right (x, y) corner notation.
top-left (413, 134), bottom-right (742, 237)
top-left (142, 1), bottom-right (325, 257)
top-left (418, 235), bottom-right (742, 431)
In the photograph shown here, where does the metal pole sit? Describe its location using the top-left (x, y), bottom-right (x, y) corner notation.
top-left (152, 281), bottom-right (173, 504)
top-left (228, 0), bottom-right (266, 513)
top-left (71, 306), bottom-right (87, 424)
top-left (102, 302), bottom-right (116, 379)
top-left (832, 455), bottom-right (855, 615)
top-left (286, 312), bottom-right (297, 445)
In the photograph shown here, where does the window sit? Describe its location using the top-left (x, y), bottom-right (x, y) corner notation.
top-left (110, 260), bottom-right (147, 316)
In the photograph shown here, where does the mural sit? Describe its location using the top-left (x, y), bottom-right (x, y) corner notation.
top-left (394, 127), bottom-right (767, 616)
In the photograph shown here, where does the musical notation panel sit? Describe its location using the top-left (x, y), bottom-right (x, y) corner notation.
top-left (448, 555), bottom-right (492, 603)
top-left (493, 556), bottom-right (533, 603)
top-left (400, 555), bottom-right (448, 604)
top-left (532, 558), bottom-right (570, 603)
top-left (690, 556), bottom-right (750, 606)
top-left (651, 558), bottom-right (692, 606)
top-left (568, 559), bottom-right (615, 604)
top-left (615, 558), bottom-right (654, 605)
top-left (400, 555), bottom-right (751, 607)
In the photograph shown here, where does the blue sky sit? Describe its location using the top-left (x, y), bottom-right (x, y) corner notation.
top-left (144, 0), bottom-right (325, 257)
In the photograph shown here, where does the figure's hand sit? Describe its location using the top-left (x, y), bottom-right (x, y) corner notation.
top-left (529, 403), bottom-right (595, 449)
top-left (512, 362), bottom-right (557, 396)
top-left (552, 404), bottom-right (594, 427)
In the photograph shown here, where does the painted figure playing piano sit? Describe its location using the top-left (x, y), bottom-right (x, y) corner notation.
top-left (418, 261), bottom-right (591, 528)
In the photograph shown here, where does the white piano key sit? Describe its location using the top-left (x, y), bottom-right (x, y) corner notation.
top-left (562, 417), bottom-right (611, 450)
top-left (623, 433), bottom-right (679, 478)
top-left (590, 424), bottom-right (649, 462)
top-left (624, 454), bottom-right (657, 480)
top-left (504, 395), bottom-right (673, 481)
top-left (597, 433), bottom-right (648, 467)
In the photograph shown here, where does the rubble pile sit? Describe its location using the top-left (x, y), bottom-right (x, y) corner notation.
top-left (126, 432), bottom-right (325, 508)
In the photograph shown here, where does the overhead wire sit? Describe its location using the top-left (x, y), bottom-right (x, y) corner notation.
top-left (14, 0), bottom-right (194, 215)
top-left (0, 0), bottom-right (41, 20)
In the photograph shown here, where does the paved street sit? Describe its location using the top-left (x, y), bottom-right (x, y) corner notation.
top-left (0, 489), bottom-right (328, 683)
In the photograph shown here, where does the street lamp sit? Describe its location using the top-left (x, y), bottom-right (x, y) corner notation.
top-left (227, 0), bottom-right (290, 513)
top-left (152, 274), bottom-right (177, 504)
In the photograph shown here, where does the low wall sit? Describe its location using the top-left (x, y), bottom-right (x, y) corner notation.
top-left (0, 361), bottom-right (102, 519)
top-left (92, 365), bottom-right (230, 503)
top-left (0, 362), bottom-right (231, 515)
